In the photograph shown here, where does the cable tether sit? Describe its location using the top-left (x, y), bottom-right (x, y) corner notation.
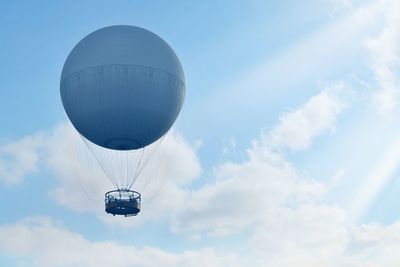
top-left (127, 134), bottom-right (167, 190)
top-left (127, 146), bottom-right (146, 190)
top-left (82, 136), bottom-right (119, 189)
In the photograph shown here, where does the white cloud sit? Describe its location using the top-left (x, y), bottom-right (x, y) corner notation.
top-left (172, 86), bottom-right (347, 236)
top-left (250, 211), bottom-right (400, 267)
top-left (265, 83), bottom-right (350, 151)
top-left (366, 0), bottom-right (400, 112)
top-left (173, 151), bottom-right (303, 236)
top-left (0, 133), bottom-right (44, 185)
top-left (341, 0), bottom-right (400, 223)
top-left (345, 222), bottom-right (400, 266)
top-left (0, 217), bottom-right (240, 267)
top-left (249, 204), bottom-right (349, 267)
top-left (2, 215), bottom-right (400, 267)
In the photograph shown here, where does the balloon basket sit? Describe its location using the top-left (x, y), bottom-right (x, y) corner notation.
top-left (105, 189), bottom-right (141, 217)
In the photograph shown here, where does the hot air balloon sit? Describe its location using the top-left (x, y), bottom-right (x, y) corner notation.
top-left (60, 25), bottom-right (185, 216)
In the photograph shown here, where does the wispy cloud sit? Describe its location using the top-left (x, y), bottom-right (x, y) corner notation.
top-left (366, 0), bottom-right (400, 112)
top-left (345, 0), bottom-right (400, 222)
top-left (0, 217), bottom-right (240, 267)
top-left (0, 133), bottom-right (44, 185)
top-left (265, 83), bottom-right (351, 151)
top-left (173, 85), bottom-right (349, 236)
top-left (2, 214), bottom-right (400, 267)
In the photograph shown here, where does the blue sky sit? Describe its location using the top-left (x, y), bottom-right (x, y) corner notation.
top-left (1, 0), bottom-right (400, 266)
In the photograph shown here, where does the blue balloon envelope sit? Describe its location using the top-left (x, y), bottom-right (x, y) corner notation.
top-left (60, 25), bottom-right (185, 150)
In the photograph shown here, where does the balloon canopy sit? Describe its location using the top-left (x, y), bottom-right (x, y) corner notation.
top-left (60, 25), bottom-right (185, 150)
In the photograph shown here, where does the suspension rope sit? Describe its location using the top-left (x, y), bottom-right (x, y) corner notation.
top-left (125, 150), bottom-right (129, 188)
top-left (81, 136), bottom-right (119, 189)
top-left (128, 134), bottom-right (167, 190)
top-left (141, 108), bottom-right (185, 203)
top-left (127, 146), bottom-right (146, 190)
top-left (141, 132), bottom-right (173, 203)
